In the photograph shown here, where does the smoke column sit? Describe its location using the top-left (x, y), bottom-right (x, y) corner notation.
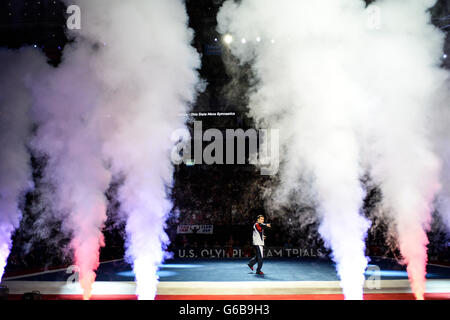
top-left (0, 49), bottom-right (44, 280)
top-left (361, 0), bottom-right (448, 300)
top-left (65, 0), bottom-right (201, 299)
top-left (30, 46), bottom-right (112, 299)
top-left (218, 0), bottom-right (372, 300)
top-left (218, 0), bottom-right (448, 299)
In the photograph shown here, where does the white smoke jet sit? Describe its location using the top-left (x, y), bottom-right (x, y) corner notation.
top-left (218, 0), bottom-right (372, 300)
top-left (0, 48), bottom-right (45, 280)
top-left (360, 0), bottom-right (448, 300)
top-left (29, 45), bottom-right (112, 299)
top-left (218, 0), bottom-right (448, 299)
top-left (68, 0), bottom-right (201, 299)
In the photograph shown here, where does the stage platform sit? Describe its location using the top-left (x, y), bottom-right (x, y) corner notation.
top-left (1, 257), bottom-right (450, 300)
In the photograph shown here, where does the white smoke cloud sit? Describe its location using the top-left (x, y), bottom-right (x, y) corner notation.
top-left (29, 45), bottom-right (112, 299)
top-left (0, 48), bottom-right (46, 280)
top-left (63, 0), bottom-right (201, 299)
top-left (360, 0), bottom-right (448, 299)
top-left (218, 0), bottom-right (448, 300)
top-left (0, 0), bottom-right (199, 300)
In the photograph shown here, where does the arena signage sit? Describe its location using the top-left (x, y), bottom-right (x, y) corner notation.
top-left (176, 247), bottom-right (324, 258)
top-left (176, 225), bottom-right (214, 234)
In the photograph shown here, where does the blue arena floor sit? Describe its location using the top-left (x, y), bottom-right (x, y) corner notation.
top-left (5, 257), bottom-right (450, 282)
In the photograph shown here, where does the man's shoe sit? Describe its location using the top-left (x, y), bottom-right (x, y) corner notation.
top-left (248, 264), bottom-right (254, 271)
top-left (256, 271), bottom-right (264, 275)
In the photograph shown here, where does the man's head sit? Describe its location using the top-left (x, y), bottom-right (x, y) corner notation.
top-left (256, 215), bottom-right (264, 224)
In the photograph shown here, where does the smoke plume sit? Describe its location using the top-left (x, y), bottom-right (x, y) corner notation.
top-left (3, 0), bottom-right (201, 300)
top-left (218, 0), bottom-right (448, 299)
top-left (61, 0), bottom-right (201, 299)
top-left (29, 45), bottom-right (112, 299)
top-left (0, 49), bottom-right (45, 280)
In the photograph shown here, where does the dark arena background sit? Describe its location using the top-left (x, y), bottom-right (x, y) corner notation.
top-left (0, 0), bottom-right (449, 305)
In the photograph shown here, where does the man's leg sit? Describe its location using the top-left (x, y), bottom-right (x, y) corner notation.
top-left (256, 245), bottom-right (264, 273)
top-left (248, 246), bottom-right (258, 269)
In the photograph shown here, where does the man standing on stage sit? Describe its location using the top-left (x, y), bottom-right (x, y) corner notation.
top-left (248, 215), bottom-right (271, 275)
